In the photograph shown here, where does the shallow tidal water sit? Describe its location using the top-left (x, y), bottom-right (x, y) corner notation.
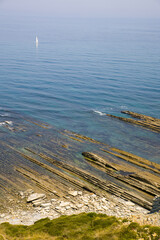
top-left (0, 16), bottom-right (159, 164)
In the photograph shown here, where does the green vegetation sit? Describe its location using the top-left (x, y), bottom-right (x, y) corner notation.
top-left (0, 213), bottom-right (159, 240)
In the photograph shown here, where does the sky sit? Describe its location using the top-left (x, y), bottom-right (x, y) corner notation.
top-left (0, 0), bottom-right (160, 18)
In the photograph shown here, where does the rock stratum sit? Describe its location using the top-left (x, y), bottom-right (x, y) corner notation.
top-left (107, 111), bottom-right (160, 133)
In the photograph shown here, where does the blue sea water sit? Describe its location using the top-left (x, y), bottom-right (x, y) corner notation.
top-left (0, 15), bottom-right (160, 162)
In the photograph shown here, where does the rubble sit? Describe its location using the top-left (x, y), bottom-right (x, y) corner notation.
top-left (0, 190), bottom-right (159, 226)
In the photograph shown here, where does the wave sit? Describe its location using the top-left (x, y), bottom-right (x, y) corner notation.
top-left (0, 113), bottom-right (10, 117)
top-left (120, 105), bottom-right (128, 110)
top-left (93, 110), bottom-right (106, 116)
top-left (0, 122), bottom-right (6, 126)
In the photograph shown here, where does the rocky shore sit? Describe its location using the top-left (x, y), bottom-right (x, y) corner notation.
top-left (0, 111), bottom-right (160, 228)
top-left (0, 189), bottom-right (159, 226)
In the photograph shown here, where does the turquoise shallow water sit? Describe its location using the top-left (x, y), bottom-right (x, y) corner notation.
top-left (0, 16), bottom-right (160, 162)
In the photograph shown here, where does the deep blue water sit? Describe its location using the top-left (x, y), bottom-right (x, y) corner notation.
top-left (0, 15), bottom-right (160, 162)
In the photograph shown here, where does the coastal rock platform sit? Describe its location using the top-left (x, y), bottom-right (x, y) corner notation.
top-left (0, 111), bottom-right (159, 226)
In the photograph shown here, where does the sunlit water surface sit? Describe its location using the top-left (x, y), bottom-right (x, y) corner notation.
top-left (0, 16), bottom-right (160, 163)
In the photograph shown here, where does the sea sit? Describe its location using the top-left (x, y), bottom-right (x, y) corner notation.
top-left (0, 15), bottom-right (160, 163)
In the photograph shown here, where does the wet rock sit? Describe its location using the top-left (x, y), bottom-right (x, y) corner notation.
top-left (5, 121), bottom-right (13, 125)
top-left (62, 144), bottom-right (68, 148)
top-left (36, 134), bottom-right (42, 137)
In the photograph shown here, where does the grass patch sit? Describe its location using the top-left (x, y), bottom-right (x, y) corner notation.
top-left (0, 213), bottom-right (159, 240)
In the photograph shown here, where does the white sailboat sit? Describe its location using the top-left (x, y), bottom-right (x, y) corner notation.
top-left (36, 36), bottom-right (38, 47)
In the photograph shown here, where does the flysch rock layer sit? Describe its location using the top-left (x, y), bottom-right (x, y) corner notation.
top-left (106, 111), bottom-right (160, 133)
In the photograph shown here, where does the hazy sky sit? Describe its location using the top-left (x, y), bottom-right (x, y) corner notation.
top-left (0, 0), bottom-right (160, 18)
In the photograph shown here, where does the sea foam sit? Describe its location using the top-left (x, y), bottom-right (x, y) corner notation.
top-left (93, 110), bottom-right (106, 116)
top-left (0, 121), bottom-right (13, 126)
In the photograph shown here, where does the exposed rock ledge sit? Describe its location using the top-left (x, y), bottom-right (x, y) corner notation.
top-left (106, 111), bottom-right (160, 133)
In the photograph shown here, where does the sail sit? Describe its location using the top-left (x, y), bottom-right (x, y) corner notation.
top-left (36, 36), bottom-right (38, 47)
top-left (36, 36), bottom-right (38, 44)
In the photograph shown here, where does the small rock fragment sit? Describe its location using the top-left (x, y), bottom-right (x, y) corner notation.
top-left (41, 203), bottom-right (51, 208)
top-left (68, 191), bottom-right (78, 197)
top-left (59, 201), bottom-right (70, 207)
top-left (27, 193), bottom-right (46, 203)
top-left (125, 201), bottom-right (135, 206)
